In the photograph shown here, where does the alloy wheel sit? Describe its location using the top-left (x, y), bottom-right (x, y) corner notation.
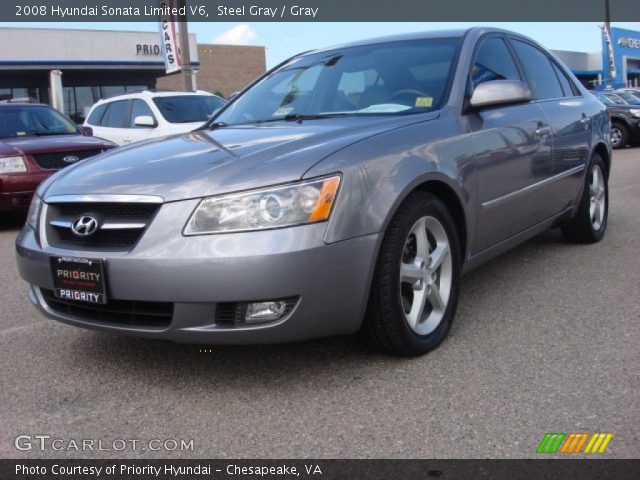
top-left (610, 127), bottom-right (622, 147)
top-left (589, 164), bottom-right (606, 230)
top-left (399, 216), bottom-right (452, 335)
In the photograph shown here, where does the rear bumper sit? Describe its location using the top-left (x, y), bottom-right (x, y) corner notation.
top-left (16, 215), bottom-right (379, 344)
top-left (0, 172), bottom-right (50, 211)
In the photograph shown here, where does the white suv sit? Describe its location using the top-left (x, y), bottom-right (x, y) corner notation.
top-left (84, 90), bottom-right (225, 145)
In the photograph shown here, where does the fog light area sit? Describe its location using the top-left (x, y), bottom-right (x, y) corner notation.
top-left (246, 301), bottom-right (287, 323)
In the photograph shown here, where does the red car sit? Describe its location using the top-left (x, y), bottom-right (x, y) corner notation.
top-left (0, 101), bottom-right (115, 212)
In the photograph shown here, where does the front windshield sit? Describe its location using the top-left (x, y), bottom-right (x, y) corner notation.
top-left (214, 38), bottom-right (461, 126)
top-left (0, 105), bottom-right (77, 139)
top-left (153, 95), bottom-right (225, 124)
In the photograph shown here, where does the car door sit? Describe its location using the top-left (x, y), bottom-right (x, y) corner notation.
top-left (95, 100), bottom-right (131, 146)
top-left (510, 39), bottom-right (590, 214)
top-left (466, 35), bottom-right (554, 253)
top-left (123, 99), bottom-right (158, 144)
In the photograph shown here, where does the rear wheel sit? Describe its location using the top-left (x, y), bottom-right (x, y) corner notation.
top-left (561, 153), bottom-right (608, 244)
top-left (362, 192), bottom-right (461, 356)
top-left (611, 122), bottom-right (629, 149)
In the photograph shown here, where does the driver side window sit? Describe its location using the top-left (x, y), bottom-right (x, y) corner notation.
top-left (472, 37), bottom-right (522, 87)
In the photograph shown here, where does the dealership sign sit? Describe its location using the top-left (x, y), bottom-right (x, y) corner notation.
top-left (618, 37), bottom-right (640, 49)
top-left (158, 0), bottom-right (181, 74)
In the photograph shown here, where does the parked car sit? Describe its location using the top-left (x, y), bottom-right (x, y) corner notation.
top-left (613, 90), bottom-right (640, 105)
top-left (615, 87), bottom-right (640, 101)
top-left (592, 91), bottom-right (640, 148)
top-left (83, 90), bottom-right (226, 146)
top-left (17, 28), bottom-right (611, 356)
top-left (0, 101), bottom-right (115, 212)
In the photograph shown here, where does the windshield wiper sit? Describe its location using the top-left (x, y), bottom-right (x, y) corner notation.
top-left (202, 121), bottom-right (228, 131)
top-left (253, 113), bottom-right (349, 125)
top-left (283, 113), bottom-right (348, 121)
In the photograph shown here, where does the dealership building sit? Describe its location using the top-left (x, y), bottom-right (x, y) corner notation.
top-left (0, 25), bottom-right (638, 123)
top-left (552, 26), bottom-right (640, 89)
top-left (0, 27), bottom-right (266, 123)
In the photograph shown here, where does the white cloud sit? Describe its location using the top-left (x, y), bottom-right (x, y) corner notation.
top-left (213, 24), bottom-right (258, 45)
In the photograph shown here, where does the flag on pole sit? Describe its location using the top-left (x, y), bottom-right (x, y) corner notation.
top-left (159, 0), bottom-right (182, 74)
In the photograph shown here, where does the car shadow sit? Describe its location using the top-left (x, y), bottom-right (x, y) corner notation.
top-left (60, 228), bottom-right (573, 388)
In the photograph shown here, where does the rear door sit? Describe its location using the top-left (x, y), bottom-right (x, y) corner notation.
top-left (467, 35), bottom-right (554, 252)
top-left (509, 38), bottom-right (590, 213)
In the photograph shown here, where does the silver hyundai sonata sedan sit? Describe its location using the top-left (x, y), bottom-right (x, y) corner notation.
top-left (16, 28), bottom-right (611, 356)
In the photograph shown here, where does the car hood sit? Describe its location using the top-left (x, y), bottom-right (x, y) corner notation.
top-left (0, 134), bottom-right (114, 157)
top-left (43, 114), bottom-right (437, 202)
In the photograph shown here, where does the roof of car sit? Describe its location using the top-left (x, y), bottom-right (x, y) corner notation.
top-left (0, 101), bottom-right (50, 107)
top-left (94, 89), bottom-right (218, 104)
top-left (299, 27), bottom-right (535, 58)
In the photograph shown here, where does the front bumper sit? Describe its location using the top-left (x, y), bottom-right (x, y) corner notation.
top-left (16, 202), bottom-right (379, 344)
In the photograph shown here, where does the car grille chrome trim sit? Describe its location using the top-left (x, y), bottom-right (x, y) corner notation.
top-left (45, 194), bottom-right (164, 204)
top-left (49, 220), bottom-right (146, 230)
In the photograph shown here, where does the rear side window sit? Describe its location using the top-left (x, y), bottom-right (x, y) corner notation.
top-left (129, 99), bottom-right (155, 127)
top-left (100, 100), bottom-right (129, 128)
top-left (86, 104), bottom-right (107, 126)
top-left (152, 95), bottom-right (225, 123)
top-left (551, 62), bottom-right (578, 97)
top-left (472, 37), bottom-right (521, 87)
top-left (511, 40), bottom-right (564, 100)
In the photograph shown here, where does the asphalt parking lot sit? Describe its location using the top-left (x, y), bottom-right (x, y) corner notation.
top-left (1, 148), bottom-right (638, 460)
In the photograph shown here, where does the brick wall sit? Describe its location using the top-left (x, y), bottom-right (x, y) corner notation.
top-left (156, 44), bottom-right (266, 98)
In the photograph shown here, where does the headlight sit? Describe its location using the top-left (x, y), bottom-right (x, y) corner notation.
top-left (630, 109), bottom-right (640, 118)
top-left (0, 156), bottom-right (27, 174)
top-left (184, 175), bottom-right (341, 235)
top-left (26, 195), bottom-right (42, 230)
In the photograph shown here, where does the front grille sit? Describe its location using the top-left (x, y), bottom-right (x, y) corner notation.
top-left (46, 202), bottom-right (160, 251)
top-left (41, 289), bottom-right (173, 328)
top-left (31, 150), bottom-right (101, 170)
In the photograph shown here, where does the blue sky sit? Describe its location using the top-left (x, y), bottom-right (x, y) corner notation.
top-left (3, 22), bottom-right (640, 68)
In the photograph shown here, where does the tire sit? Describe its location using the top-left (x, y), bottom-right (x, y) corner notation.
top-left (611, 122), bottom-right (629, 149)
top-left (362, 192), bottom-right (461, 357)
top-left (561, 153), bottom-right (608, 244)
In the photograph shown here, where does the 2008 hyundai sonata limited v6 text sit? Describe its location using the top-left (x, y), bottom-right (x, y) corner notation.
top-left (16, 28), bottom-right (611, 356)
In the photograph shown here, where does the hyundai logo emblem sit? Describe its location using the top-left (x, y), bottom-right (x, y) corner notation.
top-left (63, 155), bottom-right (80, 163)
top-left (70, 215), bottom-right (99, 237)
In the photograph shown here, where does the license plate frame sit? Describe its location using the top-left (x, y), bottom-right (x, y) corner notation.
top-left (50, 256), bottom-right (107, 304)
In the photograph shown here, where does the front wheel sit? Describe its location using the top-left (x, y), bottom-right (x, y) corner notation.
top-left (561, 154), bottom-right (608, 244)
top-left (362, 192), bottom-right (461, 357)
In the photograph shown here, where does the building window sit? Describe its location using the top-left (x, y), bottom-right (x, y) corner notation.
top-left (0, 87), bottom-right (40, 102)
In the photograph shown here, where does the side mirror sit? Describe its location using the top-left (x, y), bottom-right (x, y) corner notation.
top-left (469, 80), bottom-right (532, 109)
top-left (134, 115), bottom-right (156, 128)
top-left (79, 126), bottom-right (93, 136)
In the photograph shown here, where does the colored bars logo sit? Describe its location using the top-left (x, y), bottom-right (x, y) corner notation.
top-left (537, 433), bottom-right (613, 454)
